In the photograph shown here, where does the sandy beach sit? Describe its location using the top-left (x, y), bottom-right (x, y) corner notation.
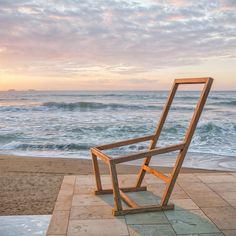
top-left (0, 154), bottom-right (225, 216)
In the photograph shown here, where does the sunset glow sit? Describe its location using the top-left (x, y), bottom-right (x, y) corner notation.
top-left (0, 0), bottom-right (235, 90)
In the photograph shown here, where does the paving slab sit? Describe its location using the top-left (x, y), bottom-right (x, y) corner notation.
top-left (164, 210), bottom-right (220, 235)
top-left (222, 229), bottom-right (236, 236)
top-left (207, 182), bottom-right (236, 193)
top-left (202, 207), bottom-right (236, 230)
top-left (177, 174), bottom-right (202, 183)
top-left (47, 211), bottom-right (70, 235)
top-left (70, 205), bottom-right (121, 220)
top-left (127, 224), bottom-right (176, 236)
top-left (148, 183), bottom-right (189, 199)
top-left (216, 191), bottom-right (236, 207)
top-left (125, 212), bottom-right (168, 225)
top-left (189, 192), bottom-right (229, 208)
top-left (170, 198), bottom-right (199, 210)
top-left (67, 219), bottom-right (129, 236)
top-left (72, 193), bottom-right (114, 207)
top-left (196, 175), bottom-right (236, 183)
top-left (126, 191), bottom-right (160, 205)
top-left (177, 233), bottom-right (223, 236)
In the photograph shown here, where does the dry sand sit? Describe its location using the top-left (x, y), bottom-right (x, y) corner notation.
top-left (0, 155), bottom-right (223, 216)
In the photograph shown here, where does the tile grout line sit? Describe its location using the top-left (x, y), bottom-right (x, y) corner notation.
top-left (204, 180), bottom-right (236, 209)
top-left (180, 174), bottom-right (225, 234)
top-left (65, 175), bottom-right (76, 236)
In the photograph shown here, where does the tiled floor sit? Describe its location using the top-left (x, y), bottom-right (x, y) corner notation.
top-left (47, 172), bottom-right (236, 236)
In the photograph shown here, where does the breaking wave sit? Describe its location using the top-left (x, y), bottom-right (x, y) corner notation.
top-left (42, 102), bottom-right (160, 111)
top-left (210, 101), bottom-right (236, 106)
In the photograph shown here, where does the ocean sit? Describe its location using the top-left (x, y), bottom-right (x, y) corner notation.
top-left (0, 90), bottom-right (235, 171)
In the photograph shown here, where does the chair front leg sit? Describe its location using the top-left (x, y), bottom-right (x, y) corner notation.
top-left (108, 160), bottom-right (123, 213)
top-left (91, 152), bottom-right (102, 191)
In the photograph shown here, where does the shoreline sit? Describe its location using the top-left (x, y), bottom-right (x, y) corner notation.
top-left (0, 154), bottom-right (234, 216)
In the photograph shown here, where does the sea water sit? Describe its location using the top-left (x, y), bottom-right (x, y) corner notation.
top-left (0, 90), bottom-right (235, 171)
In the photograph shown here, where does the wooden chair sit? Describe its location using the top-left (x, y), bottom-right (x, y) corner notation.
top-left (91, 77), bottom-right (213, 216)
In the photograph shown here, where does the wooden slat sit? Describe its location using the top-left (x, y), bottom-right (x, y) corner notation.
top-left (109, 162), bottom-right (123, 211)
top-left (91, 147), bottom-right (111, 164)
top-left (120, 190), bottom-right (139, 208)
top-left (136, 82), bottom-right (179, 187)
top-left (94, 186), bottom-right (147, 195)
top-left (114, 143), bottom-right (185, 164)
top-left (96, 135), bottom-right (155, 150)
top-left (174, 77), bottom-right (209, 84)
top-left (91, 152), bottom-right (102, 191)
top-left (143, 165), bottom-right (170, 183)
top-left (112, 204), bottom-right (174, 216)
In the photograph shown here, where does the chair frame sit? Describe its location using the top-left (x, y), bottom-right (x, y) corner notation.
top-left (91, 77), bottom-right (213, 216)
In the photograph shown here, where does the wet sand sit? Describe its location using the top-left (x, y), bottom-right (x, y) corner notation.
top-left (0, 155), bottom-right (224, 216)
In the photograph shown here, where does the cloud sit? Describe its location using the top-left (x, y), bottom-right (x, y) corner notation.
top-left (0, 0), bottom-right (235, 78)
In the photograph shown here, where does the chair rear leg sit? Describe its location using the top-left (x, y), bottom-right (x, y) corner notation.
top-left (160, 149), bottom-right (186, 206)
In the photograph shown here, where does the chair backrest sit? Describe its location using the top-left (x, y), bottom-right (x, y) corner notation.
top-left (150, 77), bottom-right (213, 150)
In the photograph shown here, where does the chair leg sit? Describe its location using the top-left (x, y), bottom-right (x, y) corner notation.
top-left (91, 152), bottom-right (102, 191)
top-left (161, 149), bottom-right (186, 206)
top-left (108, 161), bottom-right (123, 212)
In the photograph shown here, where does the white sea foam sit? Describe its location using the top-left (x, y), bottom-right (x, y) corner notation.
top-left (0, 90), bottom-right (235, 170)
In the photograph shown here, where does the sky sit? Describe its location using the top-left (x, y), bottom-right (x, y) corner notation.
top-left (0, 0), bottom-right (235, 90)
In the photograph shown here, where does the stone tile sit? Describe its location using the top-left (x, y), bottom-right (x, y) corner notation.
top-left (75, 175), bottom-right (95, 186)
top-left (67, 219), bottom-right (129, 236)
top-left (47, 235), bottom-right (66, 236)
top-left (177, 234), bottom-right (223, 236)
top-left (196, 173), bottom-right (231, 176)
top-left (147, 183), bottom-right (166, 198)
top-left (60, 180), bottom-right (75, 192)
top-left (63, 176), bottom-right (76, 185)
top-left (72, 194), bottom-right (114, 207)
top-left (54, 196), bottom-right (73, 211)
top-left (125, 211), bottom-right (168, 225)
top-left (56, 190), bottom-right (73, 202)
top-left (148, 183), bottom-right (189, 199)
top-left (128, 224), bottom-right (176, 236)
top-left (177, 174), bottom-right (201, 183)
top-left (207, 182), bottom-right (236, 193)
top-left (170, 198), bottom-right (199, 210)
top-left (222, 229), bottom-right (236, 236)
top-left (119, 174), bottom-right (144, 187)
top-left (70, 205), bottom-right (119, 220)
top-left (57, 177), bottom-right (75, 193)
top-left (74, 184), bottom-right (96, 194)
top-left (145, 173), bottom-right (167, 184)
top-left (202, 207), bottom-right (236, 230)
top-left (197, 175), bottom-right (236, 184)
top-left (190, 192), bottom-right (229, 208)
top-left (47, 211), bottom-right (70, 235)
top-left (217, 192), bottom-right (236, 207)
top-left (127, 191), bottom-right (160, 205)
top-left (165, 210), bottom-right (220, 234)
top-left (178, 182), bottom-right (213, 195)
top-left (75, 175), bottom-right (111, 187)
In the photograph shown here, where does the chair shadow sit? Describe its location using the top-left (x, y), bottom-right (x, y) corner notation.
top-left (97, 189), bottom-right (222, 236)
